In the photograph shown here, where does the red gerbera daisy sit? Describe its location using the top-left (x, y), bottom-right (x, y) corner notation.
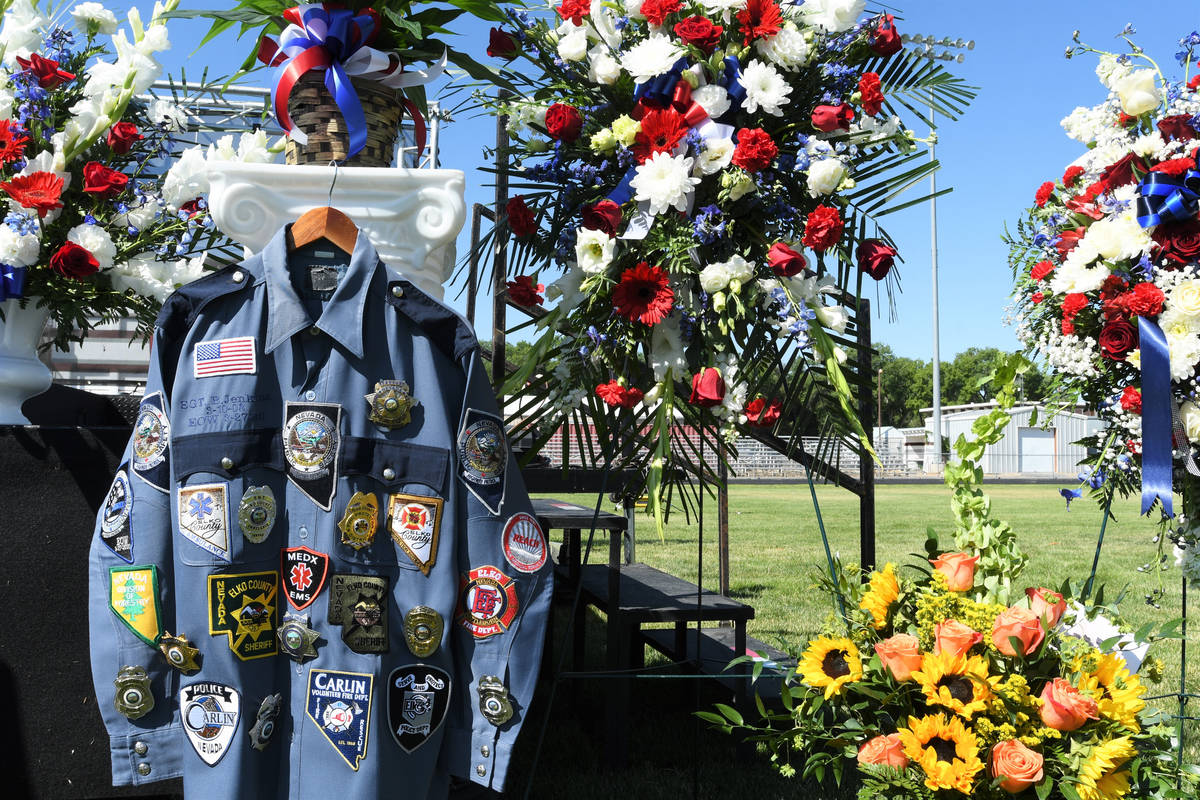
top-left (612, 262), bottom-right (674, 325)
top-left (1, 171), bottom-right (65, 218)
top-left (596, 380), bottom-right (645, 408)
top-left (506, 275), bottom-right (545, 307)
top-left (736, 0), bottom-right (783, 47)
top-left (0, 120), bottom-right (29, 165)
top-left (632, 107), bottom-right (688, 165)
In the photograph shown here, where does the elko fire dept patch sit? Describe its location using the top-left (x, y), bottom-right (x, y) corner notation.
top-left (456, 565), bottom-right (519, 639)
top-left (180, 682), bottom-right (241, 767)
top-left (307, 669), bottom-right (373, 771)
top-left (208, 571), bottom-right (278, 660)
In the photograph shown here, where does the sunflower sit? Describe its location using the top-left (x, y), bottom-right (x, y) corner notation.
top-left (912, 651), bottom-right (996, 718)
top-left (1077, 653), bottom-right (1146, 731)
top-left (1076, 736), bottom-right (1136, 800)
top-left (898, 712), bottom-right (985, 793)
top-left (797, 636), bottom-right (863, 699)
top-left (859, 562), bottom-right (899, 629)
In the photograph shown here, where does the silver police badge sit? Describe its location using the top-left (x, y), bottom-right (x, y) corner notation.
top-left (278, 613), bottom-right (320, 662)
top-left (238, 485), bottom-right (276, 543)
top-left (477, 675), bottom-right (513, 727)
top-left (114, 665), bottom-right (154, 720)
top-left (249, 693), bottom-right (283, 751)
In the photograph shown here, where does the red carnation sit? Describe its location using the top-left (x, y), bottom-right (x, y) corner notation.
top-left (1099, 318), bottom-right (1138, 360)
top-left (506, 195), bottom-right (538, 238)
top-left (1062, 319), bottom-right (1075, 335)
top-left (1191, 74), bottom-right (1200, 91)
top-left (1, 171), bottom-right (64, 218)
top-left (1031, 260), bottom-right (1054, 281)
top-left (1099, 152), bottom-right (1147, 188)
top-left (15, 53), bottom-right (75, 89)
top-left (506, 276), bottom-right (545, 307)
top-left (545, 102), bottom-right (583, 143)
top-left (1152, 217), bottom-right (1200, 264)
top-left (1120, 386), bottom-right (1142, 415)
top-left (767, 242), bottom-right (807, 277)
top-left (582, 199), bottom-right (622, 237)
top-left (1055, 227), bottom-right (1087, 258)
top-left (0, 119), bottom-right (29, 165)
top-left (612, 262), bottom-right (674, 325)
top-left (641, 0), bottom-right (682, 26)
top-left (689, 367), bottom-right (725, 407)
top-left (1035, 181), bottom-right (1055, 208)
top-left (487, 28), bottom-right (519, 59)
top-left (870, 14), bottom-right (902, 58)
top-left (1031, 291), bottom-right (1045, 304)
top-left (49, 241), bottom-right (100, 280)
top-left (106, 122), bottom-right (142, 155)
top-left (731, 127), bottom-right (777, 172)
top-left (1126, 282), bottom-right (1165, 317)
top-left (674, 16), bottom-right (724, 54)
top-left (596, 380), bottom-right (644, 408)
top-left (858, 72), bottom-right (884, 116)
top-left (1158, 114), bottom-right (1197, 142)
top-left (632, 107), bottom-right (688, 165)
top-left (736, 0), bottom-right (782, 47)
top-left (1062, 292), bottom-right (1088, 318)
top-left (858, 238), bottom-right (897, 280)
top-left (1062, 165), bottom-right (1085, 187)
top-left (556, 0), bottom-right (590, 24)
top-left (811, 103), bottom-right (854, 132)
top-left (802, 205), bottom-right (844, 253)
top-left (83, 161), bottom-right (129, 199)
top-left (1150, 157), bottom-right (1195, 175)
top-left (1100, 274), bottom-right (1128, 301)
top-left (745, 397), bottom-right (782, 428)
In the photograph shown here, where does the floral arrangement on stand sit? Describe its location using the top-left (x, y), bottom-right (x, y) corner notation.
top-left (1007, 29), bottom-right (1200, 593)
top-left (0, 0), bottom-right (232, 350)
top-left (481, 0), bottom-right (974, 524)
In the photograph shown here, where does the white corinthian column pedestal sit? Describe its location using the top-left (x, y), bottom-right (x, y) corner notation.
top-left (207, 162), bottom-right (466, 299)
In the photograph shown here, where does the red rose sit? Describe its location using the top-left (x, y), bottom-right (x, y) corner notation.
top-left (180, 199), bottom-right (204, 218)
top-left (736, 0), bottom-right (782, 47)
top-left (506, 195), bottom-right (538, 237)
top-left (582, 199), bottom-right (623, 237)
top-left (556, 0), bottom-right (590, 24)
top-left (811, 103), bottom-right (854, 132)
top-left (49, 241), bottom-right (100, 280)
top-left (1158, 114), bottom-right (1197, 142)
top-left (767, 242), bottom-right (807, 277)
top-left (487, 28), bottom-right (519, 59)
top-left (506, 275), bottom-right (545, 307)
top-left (870, 14), bottom-right (902, 57)
top-left (1056, 227), bottom-right (1087, 258)
top-left (1151, 157), bottom-right (1195, 175)
top-left (1120, 386), bottom-right (1142, 414)
top-left (1127, 282), bottom-right (1165, 316)
top-left (83, 161), bottom-right (129, 199)
top-left (106, 122), bottom-right (142, 155)
top-left (545, 102), bottom-right (583, 143)
top-left (1152, 217), bottom-right (1200, 264)
top-left (731, 127), bottom-right (778, 172)
top-left (1100, 274), bottom-right (1127, 300)
top-left (1099, 318), bottom-right (1138, 360)
top-left (745, 397), bottom-right (782, 427)
top-left (1035, 181), bottom-right (1055, 208)
top-left (15, 53), bottom-right (75, 89)
top-left (689, 367), bottom-right (725, 407)
top-left (858, 72), bottom-right (884, 116)
top-left (857, 238), bottom-right (897, 280)
top-left (1031, 260), bottom-right (1054, 281)
top-left (596, 380), bottom-right (644, 408)
top-left (1031, 291), bottom-right (1045, 304)
top-left (802, 205), bottom-right (844, 253)
top-left (673, 16), bottom-right (724, 54)
top-left (1062, 165), bottom-right (1085, 187)
top-left (641, 0), bottom-right (682, 26)
top-left (0, 171), bottom-right (64, 218)
top-left (1099, 152), bottom-right (1147, 188)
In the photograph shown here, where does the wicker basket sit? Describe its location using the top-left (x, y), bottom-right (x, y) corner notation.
top-left (284, 72), bottom-right (403, 167)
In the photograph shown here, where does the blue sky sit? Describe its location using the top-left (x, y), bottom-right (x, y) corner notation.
top-left (142, 1), bottom-right (1199, 360)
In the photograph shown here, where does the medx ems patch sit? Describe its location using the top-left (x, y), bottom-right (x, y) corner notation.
top-left (387, 493), bottom-right (443, 575)
top-left (100, 466), bottom-right (134, 563)
top-left (456, 565), bottom-right (519, 639)
top-left (108, 565), bottom-right (162, 646)
top-left (307, 669), bottom-right (373, 771)
top-left (502, 512), bottom-right (547, 574)
top-left (208, 570), bottom-right (278, 660)
top-left (131, 392), bottom-right (170, 492)
top-left (387, 665), bottom-right (450, 753)
top-left (282, 546), bottom-right (330, 611)
top-left (457, 408), bottom-right (507, 514)
top-left (180, 681), bottom-right (241, 766)
top-left (178, 483), bottom-right (230, 562)
top-left (283, 402), bottom-right (341, 511)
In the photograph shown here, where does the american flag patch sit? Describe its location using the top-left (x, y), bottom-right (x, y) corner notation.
top-left (193, 336), bottom-right (257, 378)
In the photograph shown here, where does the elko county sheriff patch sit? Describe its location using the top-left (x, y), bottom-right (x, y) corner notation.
top-left (307, 669), bottom-right (373, 771)
top-left (208, 571), bottom-right (278, 660)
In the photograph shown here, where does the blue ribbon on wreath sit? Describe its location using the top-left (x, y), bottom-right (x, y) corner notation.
top-left (718, 56), bottom-right (746, 116)
top-left (1135, 169), bottom-right (1200, 228)
top-left (0, 263), bottom-right (24, 301)
top-left (632, 58), bottom-right (689, 106)
top-left (1138, 316), bottom-right (1175, 517)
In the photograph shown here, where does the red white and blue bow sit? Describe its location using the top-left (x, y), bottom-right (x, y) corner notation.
top-left (0, 264), bottom-right (25, 301)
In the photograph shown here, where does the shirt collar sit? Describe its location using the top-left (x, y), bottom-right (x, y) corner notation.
top-left (261, 223), bottom-right (378, 359)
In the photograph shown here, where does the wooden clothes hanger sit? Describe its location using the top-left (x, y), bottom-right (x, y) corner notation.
top-left (288, 160), bottom-right (359, 255)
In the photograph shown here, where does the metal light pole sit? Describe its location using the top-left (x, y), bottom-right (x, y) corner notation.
top-left (900, 34), bottom-right (973, 473)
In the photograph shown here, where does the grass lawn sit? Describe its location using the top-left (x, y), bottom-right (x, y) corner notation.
top-left (501, 482), bottom-right (1198, 800)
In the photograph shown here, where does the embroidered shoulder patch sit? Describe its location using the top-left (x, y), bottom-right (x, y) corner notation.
top-left (131, 392), bottom-right (170, 492)
top-left (180, 681), bottom-right (241, 766)
top-left (307, 669), bottom-right (373, 771)
top-left (456, 408), bottom-right (507, 514)
top-left (108, 565), bottom-right (162, 646)
top-left (387, 665), bottom-right (450, 753)
top-left (208, 570), bottom-right (278, 660)
top-left (456, 565), bottom-right (519, 639)
top-left (387, 493), bottom-right (444, 575)
top-left (193, 336), bottom-right (257, 378)
top-left (502, 512), bottom-right (547, 573)
top-left (100, 466), bottom-right (134, 563)
top-left (178, 483), bottom-right (231, 561)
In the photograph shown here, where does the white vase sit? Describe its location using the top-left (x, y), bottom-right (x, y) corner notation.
top-left (0, 298), bottom-right (52, 425)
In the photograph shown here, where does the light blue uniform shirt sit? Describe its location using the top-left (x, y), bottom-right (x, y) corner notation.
top-left (88, 226), bottom-right (552, 798)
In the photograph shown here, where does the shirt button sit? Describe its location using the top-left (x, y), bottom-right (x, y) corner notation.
top-left (475, 765), bottom-right (486, 777)
top-left (232, 270), bottom-right (244, 283)
top-left (133, 741), bottom-right (148, 756)
top-left (308, 326), bottom-right (320, 336)
top-left (304, 390), bottom-right (316, 401)
top-left (480, 745), bottom-right (490, 757)
top-left (136, 763), bottom-right (151, 776)
top-left (391, 285), bottom-right (404, 298)
top-left (382, 467), bottom-right (396, 481)
top-left (220, 457), bottom-right (234, 470)
top-left (299, 525), bottom-right (309, 539)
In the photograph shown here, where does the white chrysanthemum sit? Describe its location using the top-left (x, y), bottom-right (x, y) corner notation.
top-left (650, 314), bottom-right (687, 380)
top-left (161, 146), bottom-right (209, 210)
top-left (691, 84), bottom-right (731, 120)
top-left (738, 59), bottom-right (792, 117)
top-left (111, 252), bottom-right (206, 302)
top-left (575, 228), bottom-right (615, 274)
top-left (71, 3), bottom-right (118, 33)
top-left (588, 46), bottom-right (621, 85)
top-left (1132, 131), bottom-right (1166, 157)
top-left (800, 0), bottom-right (865, 32)
top-left (557, 23), bottom-right (588, 62)
top-left (0, 224), bottom-right (40, 267)
top-left (806, 158), bottom-right (846, 196)
top-left (1116, 69), bottom-right (1160, 117)
top-left (756, 25), bottom-right (809, 71)
top-left (622, 34), bottom-right (684, 84)
top-left (1048, 245), bottom-right (1108, 295)
top-left (1166, 329), bottom-right (1200, 381)
top-left (68, 223), bottom-right (116, 270)
top-left (0, 0), bottom-right (48, 64)
top-left (696, 138), bottom-right (734, 175)
top-left (630, 152), bottom-right (700, 216)
top-left (1087, 212), bottom-right (1152, 261)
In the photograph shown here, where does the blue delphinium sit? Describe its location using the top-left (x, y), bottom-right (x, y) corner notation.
top-left (692, 204), bottom-right (725, 245)
top-left (42, 27), bottom-right (75, 61)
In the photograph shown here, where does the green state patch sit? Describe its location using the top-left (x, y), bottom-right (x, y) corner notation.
top-left (108, 565), bottom-right (162, 647)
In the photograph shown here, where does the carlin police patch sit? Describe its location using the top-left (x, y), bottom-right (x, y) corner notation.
top-left (100, 466), bottom-right (134, 563)
top-left (178, 483), bottom-right (230, 562)
top-left (180, 682), bottom-right (240, 767)
top-left (208, 570), bottom-right (278, 660)
top-left (307, 669), bottom-right (373, 771)
top-left (456, 565), bottom-right (519, 639)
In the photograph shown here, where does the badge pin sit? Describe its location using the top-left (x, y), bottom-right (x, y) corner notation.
top-left (250, 693), bottom-right (283, 752)
top-left (114, 665), bottom-right (154, 720)
top-left (278, 613), bottom-right (321, 662)
top-left (180, 681), bottom-right (241, 766)
top-left (456, 565), bottom-right (519, 639)
top-left (108, 565), bottom-right (162, 647)
top-left (100, 467), bottom-right (134, 562)
top-left (284, 402), bottom-right (341, 511)
top-left (387, 493), bottom-right (443, 575)
top-left (477, 676), bottom-right (514, 727)
top-left (238, 485), bottom-right (276, 543)
top-left (388, 665), bottom-right (451, 753)
top-left (365, 380), bottom-right (417, 430)
top-left (208, 571), bottom-right (278, 660)
top-left (403, 606), bottom-right (443, 658)
top-left (306, 669), bottom-right (373, 771)
top-left (178, 483), bottom-right (231, 562)
top-left (159, 631), bottom-right (201, 673)
top-left (282, 546), bottom-right (331, 610)
top-left (338, 491), bottom-right (378, 551)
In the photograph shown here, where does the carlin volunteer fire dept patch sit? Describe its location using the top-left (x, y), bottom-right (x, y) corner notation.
top-left (307, 669), bottom-right (373, 771)
top-left (178, 483), bottom-right (230, 562)
top-left (282, 546), bottom-right (330, 611)
top-left (387, 493), bottom-right (443, 575)
top-left (100, 466), bottom-right (134, 563)
top-left (456, 565), bottom-right (519, 639)
top-left (502, 512), bottom-right (547, 573)
top-left (457, 409), bottom-right (506, 514)
top-left (108, 565), bottom-right (161, 646)
top-left (208, 571), bottom-right (278, 660)
top-left (283, 402), bottom-right (341, 511)
top-left (387, 665), bottom-right (450, 753)
top-left (180, 682), bottom-right (241, 767)
top-left (131, 392), bottom-right (170, 492)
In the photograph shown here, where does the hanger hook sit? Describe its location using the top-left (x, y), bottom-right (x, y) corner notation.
top-left (327, 159), bottom-right (341, 207)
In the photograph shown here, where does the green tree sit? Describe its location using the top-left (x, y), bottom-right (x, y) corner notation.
top-left (873, 345), bottom-right (932, 428)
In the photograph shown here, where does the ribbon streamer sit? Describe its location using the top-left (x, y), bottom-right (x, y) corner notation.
top-left (1138, 316), bottom-right (1175, 517)
top-left (1135, 169), bottom-right (1200, 228)
top-left (0, 264), bottom-right (25, 300)
top-left (718, 56), bottom-right (746, 117)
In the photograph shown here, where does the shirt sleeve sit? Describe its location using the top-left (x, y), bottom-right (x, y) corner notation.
top-left (442, 347), bottom-right (553, 791)
top-left (88, 323), bottom-right (183, 786)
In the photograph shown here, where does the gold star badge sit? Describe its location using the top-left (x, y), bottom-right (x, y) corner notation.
top-left (338, 491), bottom-right (378, 550)
top-left (365, 380), bottom-right (417, 429)
top-left (159, 631), bottom-right (201, 673)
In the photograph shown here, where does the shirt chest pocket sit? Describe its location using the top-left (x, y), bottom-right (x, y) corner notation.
top-left (338, 437), bottom-right (449, 573)
top-left (173, 429), bottom-right (285, 567)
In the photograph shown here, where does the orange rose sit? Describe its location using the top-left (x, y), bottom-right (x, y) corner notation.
top-left (930, 552), bottom-right (979, 591)
top-left (934, 619), bottom-right (983, 659)
top-left (1026, 587), bottom-right (1067, 628)
top-left (1039, 678), bottom-right (1099, 731)
top-left (875, 634), bottom-right (923, 681)
top-left (992, 606), bottom-right (1046, 657)
top-left (991, 739), bottom-right (1044, 793)
top-left (857, 733), bottom-right (909, 768)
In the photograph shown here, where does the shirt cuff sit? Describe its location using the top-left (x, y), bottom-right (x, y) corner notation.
top-left (444, 723), bottom-right (503, 789)
top-left (109, 727), bottom-right (182, 787)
